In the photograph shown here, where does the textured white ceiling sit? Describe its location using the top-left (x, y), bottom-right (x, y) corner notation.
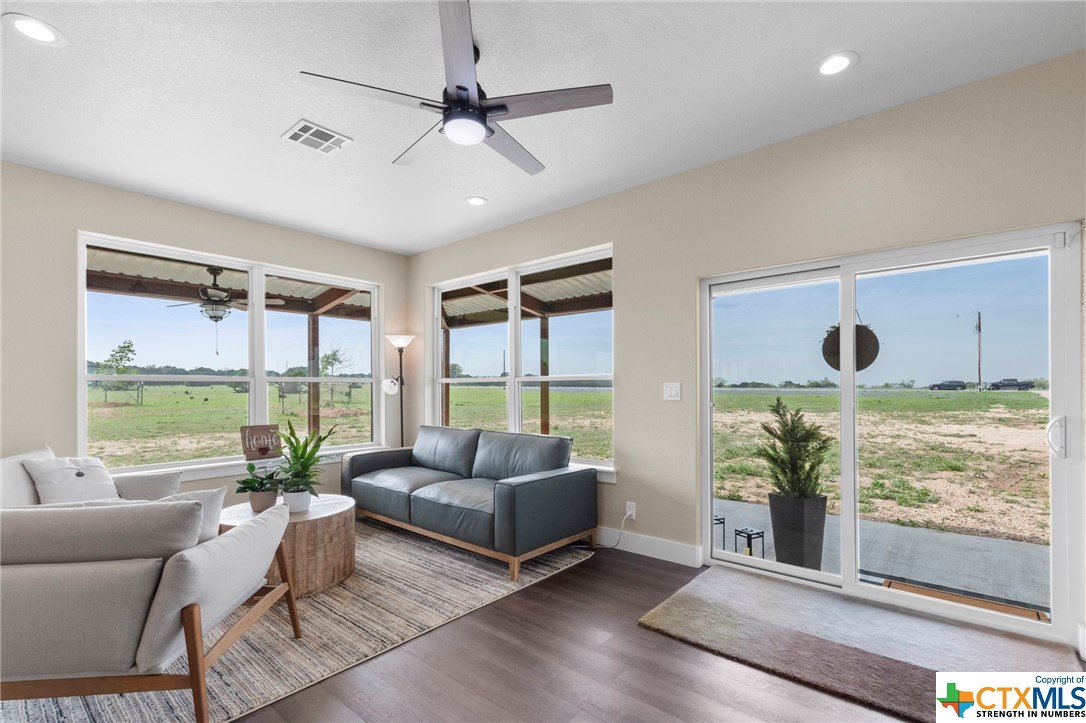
top-left (3, 2), bottom-right (1083, 254)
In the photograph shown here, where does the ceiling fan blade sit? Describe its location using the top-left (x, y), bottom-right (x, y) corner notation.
top-left (438, 1), bottom-right (478, 105)
top-left (300, 71), bottom-right (445, 114)
top-left (167, 302), bottom-right (197, 308)
top-left (393, 121), bottom-right (443, 165)
top-left (482, 84), bottom-right (613, 122)
top-left (230, 299), bottom-right (286, 308)
top-left (483, 123), bottom-right (544, 175)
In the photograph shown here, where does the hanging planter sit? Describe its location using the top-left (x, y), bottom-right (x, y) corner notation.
top-left (822, 324), bottom-right (880, 372)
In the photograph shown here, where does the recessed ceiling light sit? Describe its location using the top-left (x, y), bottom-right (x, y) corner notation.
top-left (818, 51), bottom-right (859, 76)
top-left (2, 13), bottom-right (67, 46)
top-left (466, 196), bottom-right (488, 206)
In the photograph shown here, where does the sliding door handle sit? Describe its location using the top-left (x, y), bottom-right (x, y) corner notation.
top-left (1046, 416), bottom-right (1066, 458)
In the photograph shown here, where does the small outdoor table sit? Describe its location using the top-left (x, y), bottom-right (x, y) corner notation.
top-left (734, 527), bottom-right (765, 558)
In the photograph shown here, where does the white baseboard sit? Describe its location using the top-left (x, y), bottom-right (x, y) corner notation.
top-left (596, 525), bottom-right (703, 568)
top-left (1078, 623), bottom-right (1085, 661)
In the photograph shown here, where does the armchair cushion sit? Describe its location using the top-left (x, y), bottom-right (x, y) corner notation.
top-left (136, 505), bottom-right (289, 672)
top-left (0, 445), bottom-right (53, 507)
top-left (0, 559), bottom-right (162, 680)
top-left (0, 501), bottom-right (203, 565)
top-left (22, 456), bottom-right (119, 504)
top-left (471, 430), bottom-right (572, 481)
top-left (410, 425), bottom-right (481, 479)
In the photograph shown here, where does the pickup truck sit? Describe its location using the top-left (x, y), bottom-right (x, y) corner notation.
top-left (988, 378), bottom-right (1035, 391)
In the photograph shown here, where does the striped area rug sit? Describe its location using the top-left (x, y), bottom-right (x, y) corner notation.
top-left (1, 519), bottom-right (592, 723)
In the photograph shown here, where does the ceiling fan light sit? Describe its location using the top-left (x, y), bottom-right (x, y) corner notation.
top-left (200, 302), bottom-right (231, 323)
top-left (443, 108), bottom-right (487, 146)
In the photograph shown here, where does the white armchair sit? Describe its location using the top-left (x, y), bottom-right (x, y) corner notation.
top-left (0, 501), bottom-right (301, 722)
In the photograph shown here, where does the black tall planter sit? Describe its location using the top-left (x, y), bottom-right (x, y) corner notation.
top-left (767, 493), bottom-right (828, 570)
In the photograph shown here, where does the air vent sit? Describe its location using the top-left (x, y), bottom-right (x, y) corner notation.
top-left (282, 119), bottom-right (351, 155)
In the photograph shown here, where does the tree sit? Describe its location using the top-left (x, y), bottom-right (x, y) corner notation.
top-left (712, 377), bottom-right (726, 388)
top-left (319, 344), bottom-right (352, 407)
top-left (753, 397), bottom-right (834, 500)
top-left (100, 340), bottom-right (136, 403)
top-left (450, 363), bottom-right (465, 378)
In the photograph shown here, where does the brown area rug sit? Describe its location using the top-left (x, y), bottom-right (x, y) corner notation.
top-left (639, 566), bottom-right (1082, 722)
top-left (1, 519), bottom-right (592, 723)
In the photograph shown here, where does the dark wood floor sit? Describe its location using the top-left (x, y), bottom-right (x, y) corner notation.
top-left (239, 548), bottom-right (899, 722)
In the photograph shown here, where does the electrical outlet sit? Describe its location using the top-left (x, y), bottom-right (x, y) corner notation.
top-left (625, 501), bottom-right (636, 520)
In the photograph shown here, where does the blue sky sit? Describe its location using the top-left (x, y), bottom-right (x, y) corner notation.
top-left (87, 294), bottom-right (371, 375)
top-left (448, 310), bottom-right (613, 377)
top-left (88, 253), bottom-right (1046, 385)
top-left (711, 253), bottom-right (1048, 386)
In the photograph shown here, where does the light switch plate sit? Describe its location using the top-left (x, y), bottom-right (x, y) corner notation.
top-left (663, 382), bottom-right (681, 401)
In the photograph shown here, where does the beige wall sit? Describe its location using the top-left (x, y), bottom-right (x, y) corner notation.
top-left (406, 51), bottom-right (1086, 546)
top-left (0, 163), bottom-right (409, 458)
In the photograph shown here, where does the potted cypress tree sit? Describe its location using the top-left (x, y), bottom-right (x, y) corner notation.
top-left (754, 397), bottom-right (834, 570)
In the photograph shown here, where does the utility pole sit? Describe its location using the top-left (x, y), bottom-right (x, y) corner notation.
top-left (974, 311), bottom-right (982, 390)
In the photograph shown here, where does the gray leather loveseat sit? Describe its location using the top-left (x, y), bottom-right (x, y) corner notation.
top-left (342, 426), bottom-right (598, 579)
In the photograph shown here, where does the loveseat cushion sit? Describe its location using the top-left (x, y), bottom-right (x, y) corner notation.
top-left (410, 426), bottom-right (481, 479)
top-left (471, 430), bottom-right (572, 481)
top-left (353, 466), bottom-right (464, 522)
top-left (410, 478), bottom-right (498, 550)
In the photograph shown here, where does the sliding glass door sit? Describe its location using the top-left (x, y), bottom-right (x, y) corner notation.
top-left (709, 270), bottom-right (842, 582)
top-left (705, 225), bottom-right (1082, 641)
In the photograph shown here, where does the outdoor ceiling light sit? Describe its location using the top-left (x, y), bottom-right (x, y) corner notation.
top-left (200, 302), bottom-right (231, 323)
top-left (466, 196), bottom-right (488, 206)
top-left (818, 51), bottom-right (859, 76)
top-left (2, 13), bottom-right (67, 46)
top-left (442, 107), bottom-right (488, 146)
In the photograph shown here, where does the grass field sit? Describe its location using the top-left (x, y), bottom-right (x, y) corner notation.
top-left (87, 382), bottom-right (371, 467)
top-left (88, 384), bottom-right (1049, 543)
top-left (713, 390), bottom-right (1050, 543)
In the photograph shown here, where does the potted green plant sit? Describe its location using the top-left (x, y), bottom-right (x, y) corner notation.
top-left (235, 462), bottom-right (283, 513)
top-left (754, 397), bottom-right (834, 570)
top-left (279, 420), bottom-right (336, 513)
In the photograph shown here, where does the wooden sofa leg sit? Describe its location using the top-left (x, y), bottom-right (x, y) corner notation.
top-left (181, 604), bottom-right (210, 723)
top-left (509, 558), bottom-right (520, 582)
top-left (275, 541), bottom-right (303, 638)
top-left (588, 531), bottom-right (597, 549)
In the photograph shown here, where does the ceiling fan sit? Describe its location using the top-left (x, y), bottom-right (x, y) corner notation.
top-left (300, 0), bottom-right (613, 175)
top-left (168, 266), bottom-right (284, 323)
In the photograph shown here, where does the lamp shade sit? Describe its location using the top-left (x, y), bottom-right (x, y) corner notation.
top-left (385, 334), bottom-right (415, 349)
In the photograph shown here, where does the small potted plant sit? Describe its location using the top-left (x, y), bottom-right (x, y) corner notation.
top-left (754, 397), bottom-right (834, 570)
top-left (235, 462), bottom-right (282, 513)
top-left (279, 419), bottom-right (336, 513)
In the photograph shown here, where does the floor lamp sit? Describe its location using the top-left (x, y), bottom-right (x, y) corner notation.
top-left (384, 335), bottom-right (415, 447)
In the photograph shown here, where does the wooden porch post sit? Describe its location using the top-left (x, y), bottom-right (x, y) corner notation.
top-left (540, 315), bottom-right (550, 435)
top-left (307, 314), bottom-right (320, 433)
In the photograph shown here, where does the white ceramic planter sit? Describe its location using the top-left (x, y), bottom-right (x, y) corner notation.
top-left (283, 490), bottom-right (312, 513)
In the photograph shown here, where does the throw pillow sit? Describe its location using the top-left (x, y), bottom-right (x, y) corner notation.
top-left (22, 456), bottom-right (120, 505)
top-left (112, 470), bottom-right (183, 501)
top-left (158, 488), bottom-right (227, 543)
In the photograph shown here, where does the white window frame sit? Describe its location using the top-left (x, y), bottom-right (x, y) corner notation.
top-left (432, 246), bottom-right (614, 467)
top-left (698, 222), bottom-right (1084, 647)
top-left (77, 231), bottom-right (383, 478)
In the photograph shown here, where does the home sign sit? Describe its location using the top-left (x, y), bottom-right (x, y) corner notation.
top-left (241, 424), bottom-right (282, 460)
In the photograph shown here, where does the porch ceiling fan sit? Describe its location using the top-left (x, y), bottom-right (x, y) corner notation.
top-left (300, 0), bottom-right (613, 175)
top-left (168, 266), bottom-right (283, 323)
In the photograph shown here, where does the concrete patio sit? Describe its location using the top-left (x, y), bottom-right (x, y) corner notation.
top-left (713, 499), bottom-right (1050, 611)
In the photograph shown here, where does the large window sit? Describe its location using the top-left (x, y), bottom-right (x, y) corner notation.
top-left (436, 253), bottom-right (613, 461)
top-left (83, 238), bottom-right (378, 468)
